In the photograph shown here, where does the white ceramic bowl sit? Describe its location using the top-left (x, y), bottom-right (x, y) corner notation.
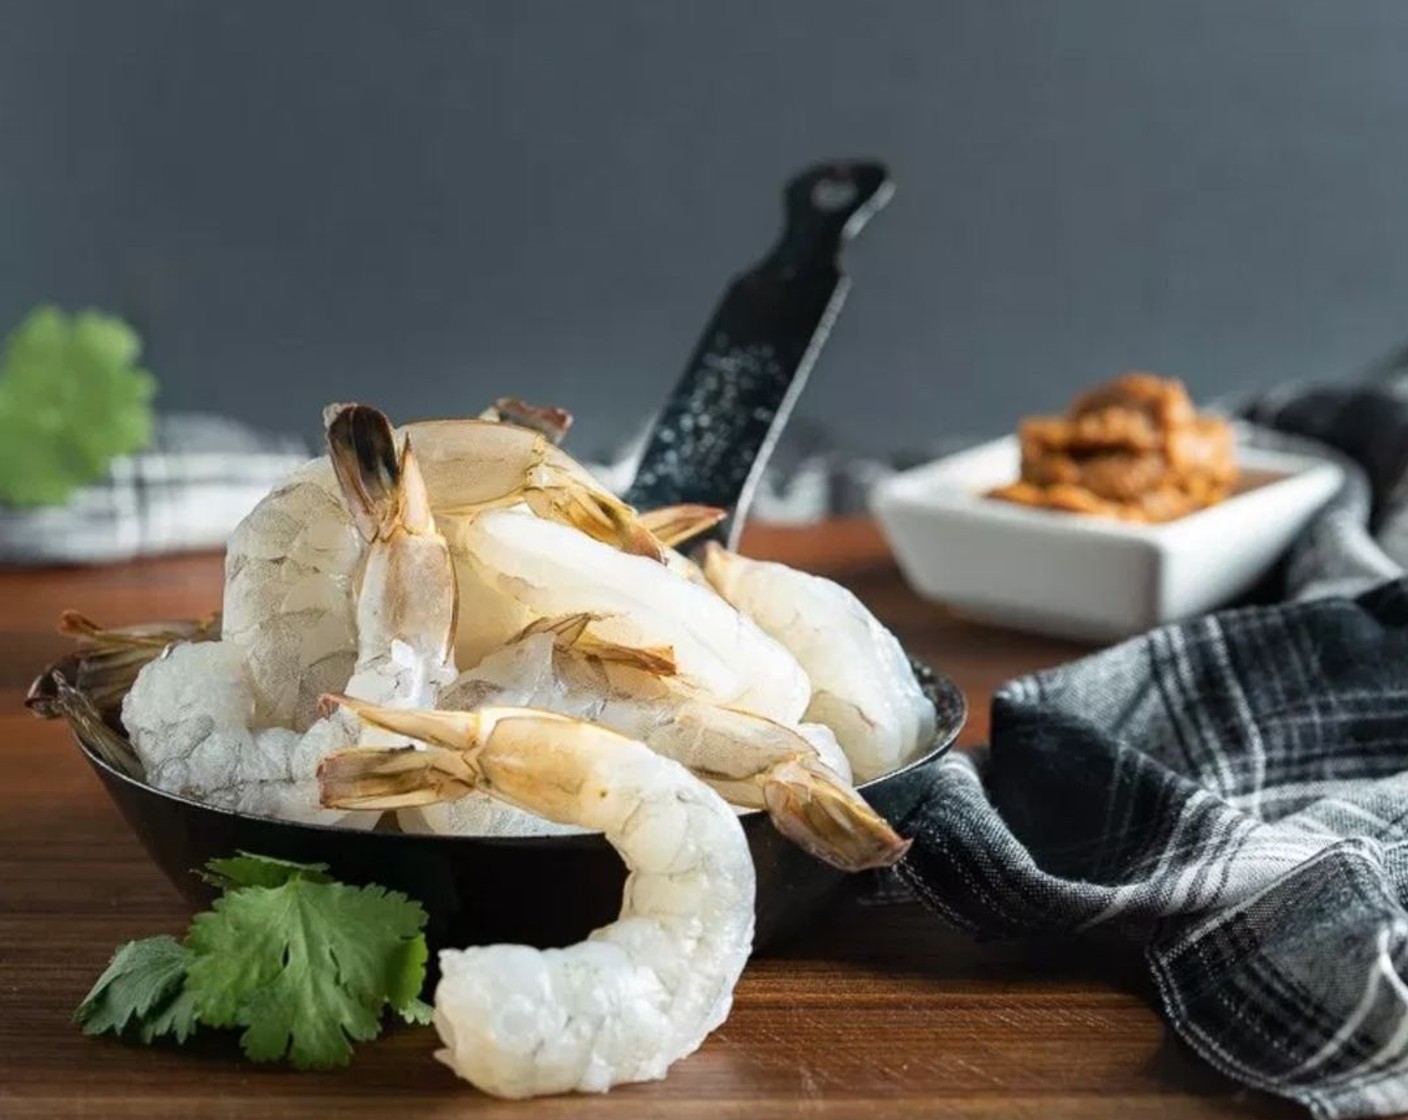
top-left (872, 434), bottom-right (1344, 642)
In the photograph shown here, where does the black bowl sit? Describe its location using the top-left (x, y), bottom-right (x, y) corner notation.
top-left (67, 660), bottom-right (963, 954)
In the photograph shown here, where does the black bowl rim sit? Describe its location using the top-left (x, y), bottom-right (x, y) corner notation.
top-left (66, 657), bottom-right (967, 851)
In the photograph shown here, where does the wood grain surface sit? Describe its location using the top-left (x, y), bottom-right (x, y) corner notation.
top-left (0, 520), bottom-right (1298, 1119)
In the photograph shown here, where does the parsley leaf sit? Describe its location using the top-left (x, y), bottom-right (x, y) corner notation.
top-left (74, 935), bottom-right (199, 1045)
top-left (0, 306), bottom-right (157, 507)
top-left (74, 854), bottom-right (431, 1069)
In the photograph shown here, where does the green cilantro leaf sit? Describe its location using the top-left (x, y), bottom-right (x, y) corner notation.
top-left (0, 306), bottom-right (157, 507)
top-left (399, 996), bottom-right (435, 1027)
top-left (198, 852), bottom-right (332, 892)
top-left (184, 876), bottom-right (430, 1069)
top-left (74, 935), bottom-right (199, 1045)
top-left (73, 854), bottom-right (432, 1070)
top-left (136, 983), bottom-right (202, 1045)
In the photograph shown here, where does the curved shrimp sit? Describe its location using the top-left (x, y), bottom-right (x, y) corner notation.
top-left (701, 544), bottom-right (936, 782)
top-left (223, 410), bottom-right (658, 731)
top-left (121, 405), bottom-right (458, 824)
top-left (449, 509), bottom-right (812, 724)
top-left (318, 700), bottom-right (754, 1099)
top-left (415, 615), bottom-right (907, 870)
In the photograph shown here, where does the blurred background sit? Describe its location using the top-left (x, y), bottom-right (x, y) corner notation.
top-left (5, 0), bottom-right (1408, 458)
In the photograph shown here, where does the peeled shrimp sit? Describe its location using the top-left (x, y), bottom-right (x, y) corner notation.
top-left (702, 544), bottom-right (935, 782)
top-left (221, 457), bottom-right (364, 731)
top-left (224, 411), bottom-right (656, 730)
top-left (447, 509), bottom-right (812, 724)
top-left (417, 615), bottom-right (906, 870)
top-left (451, 614), bottom-right (831, 783)
top-left (318, 700), bottom-right (755, 1098)
top-left (122, 405), bottom-right (458, 824)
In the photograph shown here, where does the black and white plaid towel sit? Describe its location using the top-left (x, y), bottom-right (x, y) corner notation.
top-left (899, 378), bottom-right (1408, 1119)
top-left (0, 414), bottom-right (307, 565)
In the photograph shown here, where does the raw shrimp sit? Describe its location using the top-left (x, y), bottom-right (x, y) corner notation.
top-left (416, 615), bottom-right (906, 870)
top-left (122, 405), bottom-right (458, 824)
top-left (702, 544), bottom-right (935, 782)
top-left (318, 700), bottom-right (755, 1099)
top-left (473, 614), bottom-right (844, 777)
top-left (221, 457), bottom-right (363, 730)
top-left (224, 411), bottom-right (658, 730)
top-left (447, 509), bottom-right (812, 723)
top-left (395, 617), bottom-right (672, 839)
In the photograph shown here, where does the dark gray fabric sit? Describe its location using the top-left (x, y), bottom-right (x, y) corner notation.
top-left (899, 384), bottom-right (1408, 1119)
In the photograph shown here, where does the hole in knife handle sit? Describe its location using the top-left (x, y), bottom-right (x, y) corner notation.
top-left (811, 178), bottom-right (859, 212)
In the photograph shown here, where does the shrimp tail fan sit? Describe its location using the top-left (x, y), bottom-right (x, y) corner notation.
top-left (326, 403), bottom-right (433, 540)
top-left (319, 744), bottom-right (476, 810)
top-left (762, 757), bottom-right (912, 872)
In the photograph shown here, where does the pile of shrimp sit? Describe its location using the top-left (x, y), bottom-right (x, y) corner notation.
top-left (115, 399), bottom-right (937, 1098)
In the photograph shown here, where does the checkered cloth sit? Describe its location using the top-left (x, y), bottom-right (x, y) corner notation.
top-left (898, 379), bottom-right (1408, 1119)
top-left (0, 414), bottom-right (308, 565)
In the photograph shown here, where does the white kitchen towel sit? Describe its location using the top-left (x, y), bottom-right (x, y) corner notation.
top-left (0, 414), bottom-right (307, 565)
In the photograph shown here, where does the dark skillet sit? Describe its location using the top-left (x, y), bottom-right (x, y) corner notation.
top-left (29, 161), bottom-right (967, 953)
top-left (38, 659), bottom-right (961, 953)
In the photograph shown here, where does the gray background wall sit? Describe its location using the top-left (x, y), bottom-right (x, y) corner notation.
top-left (4, 0), bottom-right (1408, 458)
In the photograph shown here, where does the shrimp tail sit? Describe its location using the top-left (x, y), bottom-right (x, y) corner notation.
top-left (516, 613), bottom-right (677, 676)
top-left (479, 396), bottom-right (574, 445)
top-left (698, 541), bottom-right (739, 596)
top-left (31, 670), bottom-right (144, 779)
top-left (58, 610), bottom-right (220, 650)
top-left (326, 403), bottom-right (435, 541)
top-left (761, 757), bottom-right (912, 872)
top-left (318, 744), bottom-right (476, 809)
top-left (525, 472), bottom-right (664, 563)
top-left (638, 505), bottom-right (727, 549)
top-left (319, 692), bottom-right (489, 744)
top-left (49, 611), bottom-right (221, 713)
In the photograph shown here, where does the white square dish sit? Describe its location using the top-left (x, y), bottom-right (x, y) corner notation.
top-left (871, 435), bottom-right (1344, 642)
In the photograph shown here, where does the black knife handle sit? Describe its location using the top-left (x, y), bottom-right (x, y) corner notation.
top-left (623, 160), bottom-right (892, 544)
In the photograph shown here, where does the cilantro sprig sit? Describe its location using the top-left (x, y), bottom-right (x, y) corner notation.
top-left (73, 936), bottom-right (199, 1046)
top-left (0, 306), bottom-right (157, 508)
top-left (74, 853), bottom-right (432, 1069)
